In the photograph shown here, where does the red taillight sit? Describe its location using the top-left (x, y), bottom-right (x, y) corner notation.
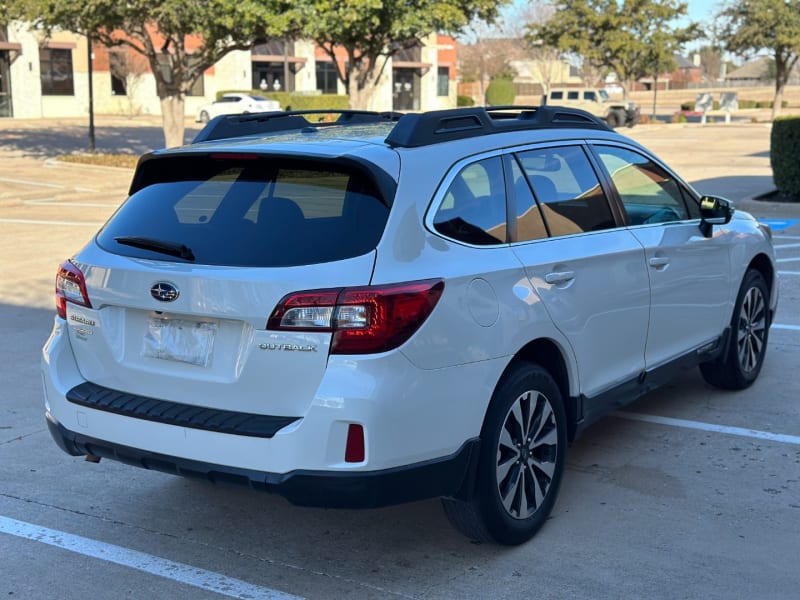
top-left (267, 279), bottom-right (444, 354)
top-left (55, 260), bottom-right (91, 319)
top-left (345, 424), bottom-right (365, 463)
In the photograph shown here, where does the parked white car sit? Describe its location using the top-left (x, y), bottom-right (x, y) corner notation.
top-left (43, 106), bottom-right (778, 545)
top-left (195, 93), bottom-right (280, 123)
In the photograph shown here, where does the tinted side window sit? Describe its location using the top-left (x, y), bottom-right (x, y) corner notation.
top-left (595, 145), bottom-right (689, 225)
top-left (517, 146), bottom-right (615, 237)
top-left (584, 91), bottom-right (597, 101)
top-left (567, 91), bottom-right (579, 100)
top-left (550, 91), bottom-right (563, 100)
top-left (433, 157), bottom-right (507, 245)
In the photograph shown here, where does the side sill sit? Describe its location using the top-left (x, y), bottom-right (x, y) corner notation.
top-left (572, 329), bottom-right (730, 438)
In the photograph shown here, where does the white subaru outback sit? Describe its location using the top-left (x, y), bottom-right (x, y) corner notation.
top-left (42, 106), bottom-right (778, 545)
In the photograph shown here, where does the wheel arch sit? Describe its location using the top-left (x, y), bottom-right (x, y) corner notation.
top-left (748, 252), bottom-right (775, 297)
top-left (495, 338), bottom-right (580, 442)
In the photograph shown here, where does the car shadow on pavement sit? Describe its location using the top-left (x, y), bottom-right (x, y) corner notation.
top-left (1, 125), bottom-right (202, 158)
top-left (688, 174), bottom-right (775, 202)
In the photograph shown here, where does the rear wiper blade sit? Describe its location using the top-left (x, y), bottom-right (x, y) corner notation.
top-left (114, 236), bottom-right (196, 261)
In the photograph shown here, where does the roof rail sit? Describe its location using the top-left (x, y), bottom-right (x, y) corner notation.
top-left (192, 109), bottom-right (403, 143)
top-left (384, 105), bottom-right (610, 148)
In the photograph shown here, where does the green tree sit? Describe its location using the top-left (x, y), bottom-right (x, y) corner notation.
top-left (528, 0), bottom-right (696, 98)
top-left (19, 0), bottom-right (296, 147)
top-left (295, 0), bottom-right (507, 110)
top-left (720, 0), bottom-right (800, 121)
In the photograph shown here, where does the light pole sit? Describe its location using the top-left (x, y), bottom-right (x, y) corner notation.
top-left (87, 34), bottom-right (96, 153)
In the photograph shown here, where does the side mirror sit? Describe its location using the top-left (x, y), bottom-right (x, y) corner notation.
top-left (699, 195), bottom-right (734, 238)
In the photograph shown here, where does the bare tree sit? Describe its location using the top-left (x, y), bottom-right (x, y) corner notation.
top-left (108, 50), bottom-right (149, 116)
top-left (511, 1), bottom-right (564, 96)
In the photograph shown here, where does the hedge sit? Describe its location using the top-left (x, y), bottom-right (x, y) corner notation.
top-left (457, 94), bottom-right (476, 107)
top-left (771, 116), bottom-right (800, 199)
top-left (485, 78), bottom-right (515, 106)
top-left (215, 90), bottom-right (349, 111)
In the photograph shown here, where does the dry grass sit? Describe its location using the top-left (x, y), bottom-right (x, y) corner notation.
top-left (58, 154), bottom-right (140, 169)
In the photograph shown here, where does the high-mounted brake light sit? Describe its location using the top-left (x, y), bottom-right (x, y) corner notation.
top-left (209, 152), bottom-right (259, 161)
top-left (55, 260), bottom-right (92, 319)
top-left (268, 279), bottom-right (444, 354)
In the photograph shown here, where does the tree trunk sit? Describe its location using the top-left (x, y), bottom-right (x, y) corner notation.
top-left (347, 64), bottom-right (379, 110)
top-left (772, 83), bottom-right (783, 122)
top-left (160, 95), bottom-right (186, 148)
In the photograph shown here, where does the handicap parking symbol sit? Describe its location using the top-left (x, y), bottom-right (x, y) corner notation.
top-left (759, 219), bottom-right (800, 231)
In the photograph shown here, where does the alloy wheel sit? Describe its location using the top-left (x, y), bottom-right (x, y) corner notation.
top-left (496, 390), bottom-right (559, 519)
top-left (737, 285), bottom-right (767, 373)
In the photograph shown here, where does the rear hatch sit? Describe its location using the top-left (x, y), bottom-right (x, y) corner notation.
top-left (64, 152), bottom-right (393, 418)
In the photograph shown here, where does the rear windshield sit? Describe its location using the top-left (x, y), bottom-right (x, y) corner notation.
top-left (97, 155), bottom-right (390, 267)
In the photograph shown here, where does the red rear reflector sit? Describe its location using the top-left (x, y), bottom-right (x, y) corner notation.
top-left (345, 424), bottom-right (365, 463)
top-left (55, 260), bottom-right (92, 319)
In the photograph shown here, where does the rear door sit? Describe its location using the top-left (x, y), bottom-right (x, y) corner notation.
top-left (509, 144), bottom-right (650, 398)
top-left (67, 153), bottom-right (391, 417)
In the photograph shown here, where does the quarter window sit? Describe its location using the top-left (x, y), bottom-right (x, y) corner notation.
top-left (433, 157), bottom-right (507, 245)
top-left (516, 146), bottom-right (615, 237)
top-left (595, 145), bottom-right (690, 225)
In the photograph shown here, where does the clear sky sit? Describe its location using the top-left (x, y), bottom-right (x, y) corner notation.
top-left (685, 0), bottom-right (724, 25)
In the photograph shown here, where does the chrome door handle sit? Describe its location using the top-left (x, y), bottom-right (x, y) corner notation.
top-left (648, 257), bottom-right (670, 269)
top-left (545, 271), bottom-right (575, 284)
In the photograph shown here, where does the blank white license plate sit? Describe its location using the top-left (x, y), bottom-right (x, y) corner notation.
top-left (142, 317), bottom-right (217, 367)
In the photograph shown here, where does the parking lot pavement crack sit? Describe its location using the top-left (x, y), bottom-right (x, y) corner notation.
top-left (0, 491), bottom-right (419, 598)
top-left (0, 428), bottom-right (46, 446)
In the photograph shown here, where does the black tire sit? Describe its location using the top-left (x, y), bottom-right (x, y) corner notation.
top-left (199, 110), bottom-right (210, 124)
top-left (606, 110), bottom-right (622, 128)
top-left (442, 362), bottom-right (567, 545)
top-left (700, 269), bottom-right (770, 390)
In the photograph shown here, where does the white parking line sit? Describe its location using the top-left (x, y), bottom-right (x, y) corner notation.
top-left (0, 515), bottom-right (301, 600)
top-left (24, 199), bottom-right (118, 208)
top-left (773, 324), bottom-right (800, 331)
top-left (777, 257), bottom-right (800, 263)
top-left (774, 235), bottom-right (800, 240)
top-left (0, 176), bottom-right (64, 189)
top-left (778, 271), bottom-right (800, 276)
top-left (615, 412), bottom-right (800, 446)
top-left (0, 218), bottom-right (104, 227)
top-left (774, 243), bottom-right (800, 250)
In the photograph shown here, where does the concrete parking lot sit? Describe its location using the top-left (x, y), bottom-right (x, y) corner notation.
top-left (1, 118), bottom-right (799, 599)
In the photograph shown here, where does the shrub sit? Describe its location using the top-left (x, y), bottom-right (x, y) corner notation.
top-left (214, 90), bottom-right (349, 111)
top-left (485, 78), bottom-right (515, 106)
top-left (771, 117), bottom-right (800, 199)
top-left (457, 95), bottom-right (476, 107)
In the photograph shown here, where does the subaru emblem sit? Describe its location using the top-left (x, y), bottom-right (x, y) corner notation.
top-left (150, 282), bottom-right (179, 302)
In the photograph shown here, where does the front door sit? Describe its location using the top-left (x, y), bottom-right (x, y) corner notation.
top-left (393, 69), bottom-right (419, 111)
top-left (592, 143), bottom-right (732, 368)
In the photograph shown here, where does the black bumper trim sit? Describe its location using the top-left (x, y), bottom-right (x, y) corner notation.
top-left (66, 381), bottom-right (299, 438)
top-left (46, 413), bottom-right (480, 509)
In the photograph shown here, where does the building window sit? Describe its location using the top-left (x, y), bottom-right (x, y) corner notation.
top-left (40, 48), bottom-right (74, 95)
top-left (109, 52), bottom-right (127, 96)
top-left (437, 66), bottom-right (449, 97)
top-left (316, 62), bottom-right (339, 94)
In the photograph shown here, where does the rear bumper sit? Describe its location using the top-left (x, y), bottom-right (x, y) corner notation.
top-left (46, 411), bottom-right (480, 509)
